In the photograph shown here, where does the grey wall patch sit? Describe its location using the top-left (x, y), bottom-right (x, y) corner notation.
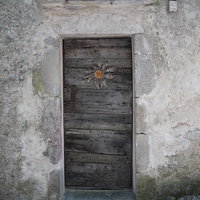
top-left (32, 49), bottom-right (60, 97)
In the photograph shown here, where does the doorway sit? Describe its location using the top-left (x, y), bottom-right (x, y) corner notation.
top-left (63, 38), bottom-right (133, 190)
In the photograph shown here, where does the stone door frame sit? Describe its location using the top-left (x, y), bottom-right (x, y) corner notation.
top-left (60, 34), bottom-right (137, 196)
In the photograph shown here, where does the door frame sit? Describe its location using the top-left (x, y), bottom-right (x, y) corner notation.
top-left (60, 34), bottom-right (136, 196)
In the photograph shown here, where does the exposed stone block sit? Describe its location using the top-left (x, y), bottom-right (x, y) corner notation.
top-left (32, 48), bottom-right (61, 97)
top-left (169, 1), bottom-right (178, 12)
top-left (134, 34), bottom-right (155, 96)
top-left (136, 134), bottom-right (149, 172)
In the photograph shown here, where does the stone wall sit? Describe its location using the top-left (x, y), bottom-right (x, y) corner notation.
top-left (0, 0), bottom-right (200, 199)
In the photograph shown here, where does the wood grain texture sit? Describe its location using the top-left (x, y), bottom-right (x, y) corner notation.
top-left (65, 162), bottom-right (131, 188)
top-left (64, 88), bottom-right (131, 102)
top-left (64, 88), bottom-right (132, 114)
top-left (63, 38), bottom-right (131, 48)
top-left (65, 129), bottom-right (131, 155)
top-left (63, 38), bottom-right (133, 189)
top-left (64, 58), bottom-right (132, 69)
top-left (64, 113), bottom-right (132, 131)
top-left (64, 101), bottom-right (131, 114)
top-left (64, 68), bottom-right (132, 90)
top-left (64, 77), bottom-right (131, 90)
top-left (65, 152), bottom-right (131, 164)
top-left (64, 47), bottom-right (131, 59)
top-left (65, 68), bottom-right (131, 78)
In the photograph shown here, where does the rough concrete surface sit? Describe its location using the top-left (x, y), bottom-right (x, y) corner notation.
top-left (0, 0), bottom-right (200, 199)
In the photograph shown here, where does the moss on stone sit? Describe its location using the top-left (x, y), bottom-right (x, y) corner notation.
top-left (137, 166), bottom-right (200, 200)
top-left (137, 175), bottom-right (158, 200)
top-left (157, 173), bottom-right (200, 199)
top-left (16, 179), bottom-right (37, 200)
top-left (47, 170), bottom-right (60, 200)
top-left (156, 151), bottom-right (200, 199)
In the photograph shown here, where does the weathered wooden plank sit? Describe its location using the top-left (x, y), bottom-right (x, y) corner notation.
top-left (64, 88), bottom-right (132, 114)
top-left (65, 152), bottom-right (131, 164)
top-left (66, 163), bottom-right (131, 177)
top-left (65, 129), bottom-right (131, 155)
top-left (65, 162), bottom-right (131, 188)
top-left (65, 140), bottom-right (130, 155)
top-left (66, 164), bottom-right (131, 180)
top-left (64, 77), bottom-right (131, 90)
top-left (64, 101), bottom-right (131, 114)
top-left (64, 38), bottom-right (131, 48)
top-left (65, 67), bottom-right (131, 78)
top-left (64, 113), bottom-right (132, 131)
top-left (64, 58), bottom-right (132, 69)
top-left (64, 68), bottom-right (132, 89)
top-left (64, 88), bottom-right (131, 102)
top-left (65, 175), bottom-right (131, 189)
top-left (65, 129), bottom-right (131, 138)
top-left (64, 47), bottom-right (131, 59)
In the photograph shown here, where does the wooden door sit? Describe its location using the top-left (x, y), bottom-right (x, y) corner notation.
top-left (63, 38), bottom-right (133, 189)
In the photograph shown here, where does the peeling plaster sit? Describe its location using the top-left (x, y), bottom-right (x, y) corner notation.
top-left (18, 75), bottom-right (60, 198)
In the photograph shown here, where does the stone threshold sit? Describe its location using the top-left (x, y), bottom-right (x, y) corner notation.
top-left (62, 190), bottom-right (136, 200)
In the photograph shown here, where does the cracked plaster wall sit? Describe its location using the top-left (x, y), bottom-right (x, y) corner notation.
top-left (0, 0), bottom-right (200, 199)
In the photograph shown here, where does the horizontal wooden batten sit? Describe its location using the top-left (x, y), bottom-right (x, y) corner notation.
top-left (65, 129), bottom-right (132, 138)
top-left (65, 68), bottom-right (131, 78)
top-left (64, 58), bottom-right (132, 69)
top-left (65, 79), bottom-right (131, 90)
top-left (65, 152), bottom-right (131, 164)
top-left (65, 129), bottom-right (131, 155)
top-left (65, 164), bottom-right (131, 180)
top-left (65, 176), bottom-right (131, 189)
top-left (64, 101), bottom-right (131, 114)
top-left (64, 47), bottom-right (131, 59)
top-left (65, 177), bottom-right (131, 189)
top-left (64, 113), bottom-right (132, 131)
top-left (65, 162), bottom-right (131, 188)
top-left (64, 68), bottom-right (132, 90)
top-left (64, 88), bottom-right (132, 114)
top-left (63, 38), bottom-right (131, 48)
top-left (64, 88), bottom-right (131, 102)
top-left (66, 163), bottom-right (131, 177)
top-left (65, 139), bottom-right (130, 155)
